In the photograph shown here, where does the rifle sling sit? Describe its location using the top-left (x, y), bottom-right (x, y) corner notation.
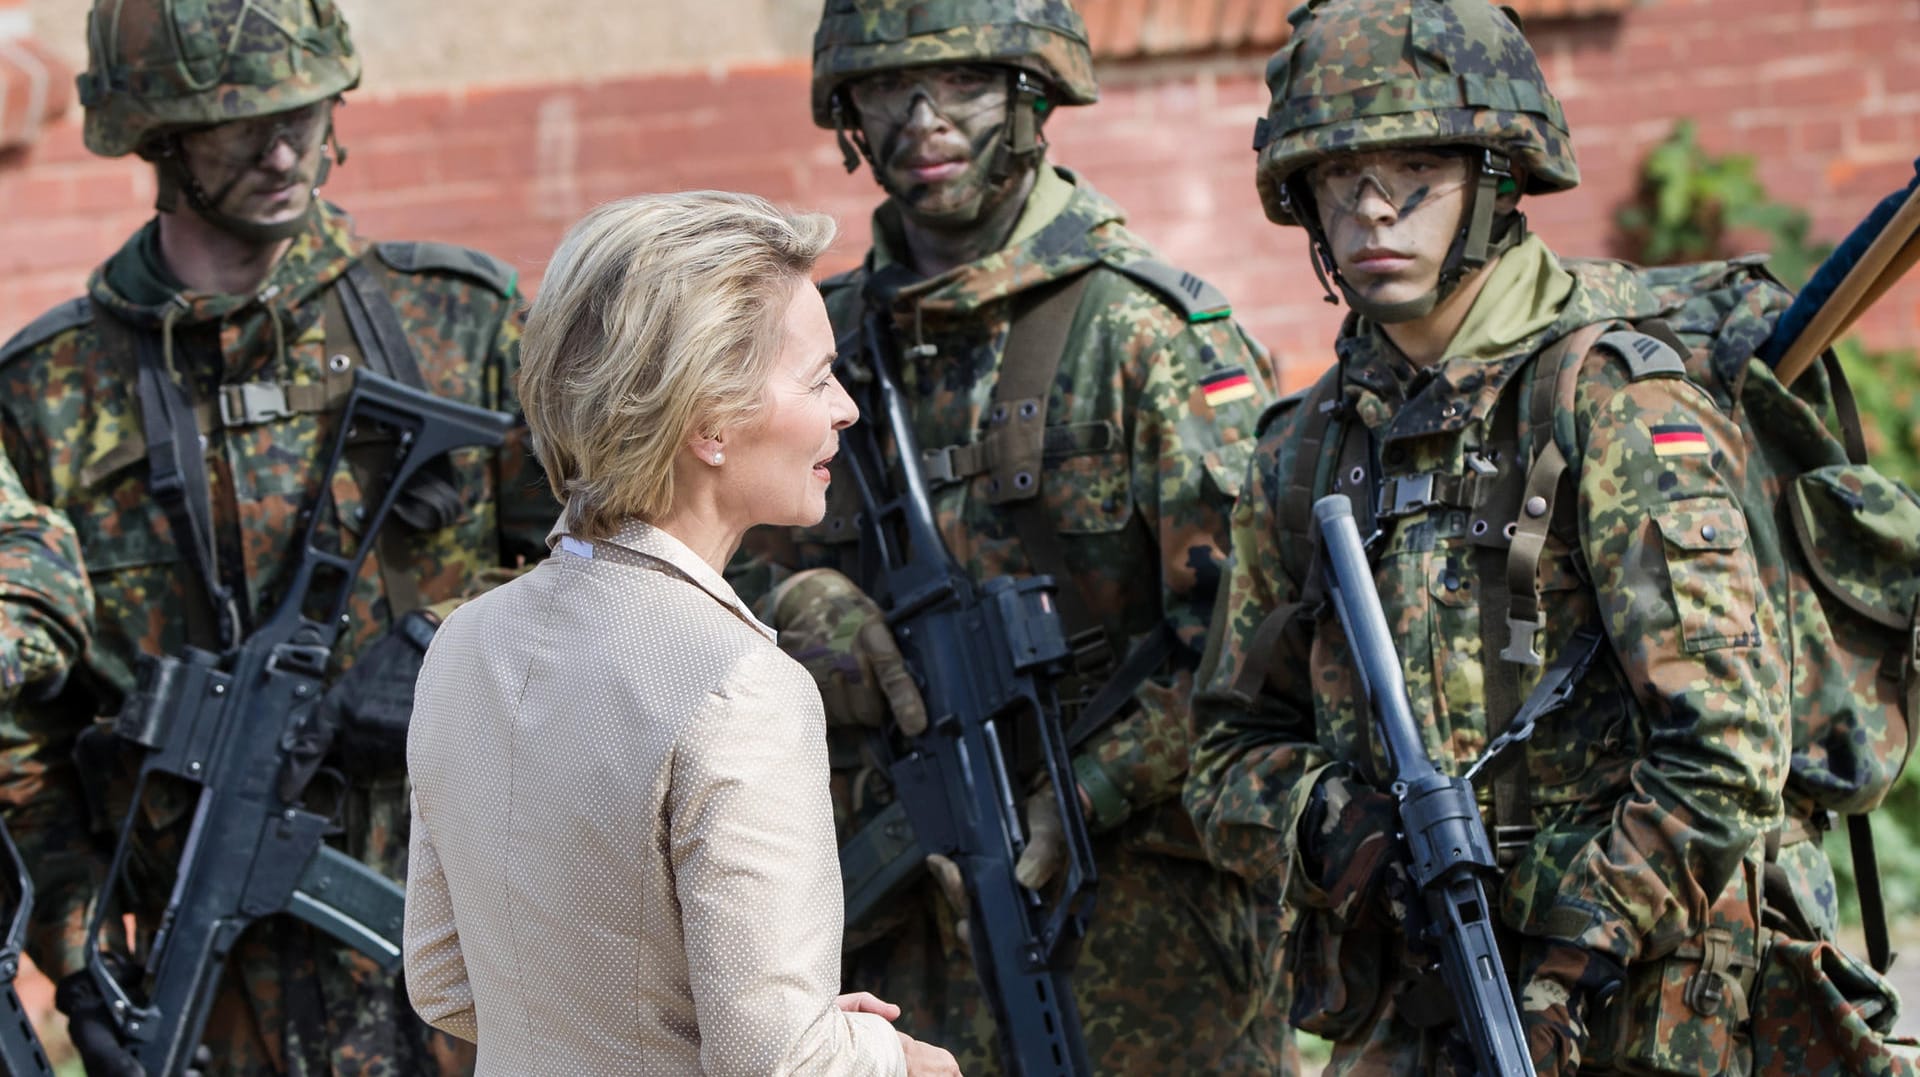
top-left (125, 318), bottom-right (240, 652)
top-left (1064, 621), bottom-right (1177, 751)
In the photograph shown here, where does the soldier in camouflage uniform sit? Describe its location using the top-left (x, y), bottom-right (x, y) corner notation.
top-left (0, 452), bottom-right (96, 971)
top-left (1185, 1), bottom-right (1798, 1073)
top-left (0, 1), bottom-right (551, 1073)
top-left (728, 0), bottom-right (1297, 1071)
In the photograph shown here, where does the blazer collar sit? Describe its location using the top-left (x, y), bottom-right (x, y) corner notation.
top-left (548, 518), bottom-right (776, 642)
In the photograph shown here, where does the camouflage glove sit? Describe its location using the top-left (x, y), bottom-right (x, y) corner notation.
top-left (1518, 940), bottom-right (1627, 1077)
top-left (773, 569), bottom-right (927, 734)
top-left (1300, 772), bottom-right (1409, 924)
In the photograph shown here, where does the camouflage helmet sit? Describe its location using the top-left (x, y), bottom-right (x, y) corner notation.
top-left (811, 0), bottom-right (1100, 128)
top-left (77, 0), bottom-right (361, 159)
top-left (1252, 0), bottom-right (1578, 226)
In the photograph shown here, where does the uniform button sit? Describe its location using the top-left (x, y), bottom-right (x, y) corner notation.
top-left (1443, 573), bottom-right (1461, 591)
top-left (1701, 524), bottom-right (1718, 541)
top-left (1102, 497), bottom-right (1119, 513)
top-left (1524, 495), bottom-right (1548, 518)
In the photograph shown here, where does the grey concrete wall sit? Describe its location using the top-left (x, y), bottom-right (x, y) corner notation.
top-left (30, 0), bottom-right (816, 93)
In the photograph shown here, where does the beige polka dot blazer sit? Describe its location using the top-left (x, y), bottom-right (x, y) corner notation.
top-left (404, 519), bottom-right (905, 1075)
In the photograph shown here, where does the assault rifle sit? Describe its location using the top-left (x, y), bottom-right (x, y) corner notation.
top-left (835, 308), bottom-right (1098, 1077)
top-left (1314, 494), bottom-right (1534, 1077)
top-left (0, 821), bottom-right (50, 1074)
top-left (82, 370), bottom-right (513, 1076)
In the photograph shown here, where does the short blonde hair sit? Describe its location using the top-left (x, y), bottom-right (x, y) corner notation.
top-left (518, 191), bottom-right (837, 539)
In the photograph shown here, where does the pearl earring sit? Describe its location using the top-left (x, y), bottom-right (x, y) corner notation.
top-left (711, 451), bottom-right (725, 466)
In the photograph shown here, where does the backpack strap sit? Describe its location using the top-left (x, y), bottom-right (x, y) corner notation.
top-left (987, 271), bottom-right (1112, 677)
top-left (1500, 322), bottom-right (1621, 667)
top-left (1225, 371), bottom-right (1341, 703)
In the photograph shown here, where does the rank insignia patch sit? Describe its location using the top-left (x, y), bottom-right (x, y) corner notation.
top-left (1651, 424), bottom-right (1710, 457)
top-left (1201, 368), bottom-right (1255, 407)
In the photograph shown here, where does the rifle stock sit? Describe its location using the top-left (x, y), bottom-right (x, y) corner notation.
top-left (834, 308), bottom-right (1097, 1076)
top-left (1314, 494), bottom-right (1534, 1077)
top-left (84, 370), bottom-right (512, 1076)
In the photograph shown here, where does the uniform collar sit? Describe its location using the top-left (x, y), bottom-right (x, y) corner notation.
top-left (1336, 247), bottom-right (1664, 441)
top-left (548, 518), bottom-right (775, 642)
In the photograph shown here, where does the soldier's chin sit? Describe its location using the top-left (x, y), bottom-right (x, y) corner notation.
top-left (232, 187), bottom-right (313, 226)
top-left (896, 180), bottom-right (991, 229)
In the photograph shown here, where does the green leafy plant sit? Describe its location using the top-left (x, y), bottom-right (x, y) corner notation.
top-left (1614, 119), bottom-right (1829, 287)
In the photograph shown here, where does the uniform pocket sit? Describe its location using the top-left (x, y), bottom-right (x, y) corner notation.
top-left (1586, 856), bottom-right (1762, 1076)
top-left (1201, 437), bottom-right (1256, 500)
top-left (1654, 497), bottom-right (1760, 652)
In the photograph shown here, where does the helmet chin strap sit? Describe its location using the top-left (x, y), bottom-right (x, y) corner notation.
top-left (1292, 148), bottom-right (1529, 325)
top-left (990, 70), bottom-right (1049, 183)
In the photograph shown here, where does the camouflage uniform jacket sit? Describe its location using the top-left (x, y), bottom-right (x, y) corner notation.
top-left (1186, 253), bottom-right (1790, 1070)
top-left (0, 202), bottom-right (552, 1076)
top-left (0, 451), bottom-right (95, 972)
top-left (737, 167), bottom-right (1295, 1072)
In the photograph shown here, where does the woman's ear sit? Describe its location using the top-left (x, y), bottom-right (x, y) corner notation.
top-left (689, 432), bottom-right (726, 468)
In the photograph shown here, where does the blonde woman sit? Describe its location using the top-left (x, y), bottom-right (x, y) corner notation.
top-left (403, 192), bottom-right (959, 1076)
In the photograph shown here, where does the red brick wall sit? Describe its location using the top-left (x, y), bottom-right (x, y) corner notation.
top-left (2, 0), bottom-right (1917, 394)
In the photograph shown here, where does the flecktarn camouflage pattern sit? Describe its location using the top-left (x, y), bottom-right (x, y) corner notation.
top-left (732, 165), bottom-right (1294, 1073)
top-left (811, 0), bottom-right (1098, 126)
top-left (0, 457), bottom-right (91, 704)
top-left (78, 0), bottom-right (361, 157)
top-left (1253, 0), bottom-right (1578, 225)
top-left (1186, 246), bottom-right (1798, 1073)
top-left (0, 454), bottom-right (95, 978)
top-left (0, 200), bottom-right (552, 1075)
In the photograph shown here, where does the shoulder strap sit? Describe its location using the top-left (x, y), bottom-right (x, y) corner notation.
top-left (107, 306), bottom-right (242, 651)
top-left (374, 241), bottom-right (518, 299)
top-left (1230, 368), bottom-right (1344, 704)
top-left (0, 298), bottom-right (92, 368)
top-left (994, 271), bottom-right (1111, 673)
top-left (1101, 257), bottom-right (1233, 323)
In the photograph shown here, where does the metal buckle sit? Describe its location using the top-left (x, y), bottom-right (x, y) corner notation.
top-left (1376, 473), bottom-right (1437, 518)
top-left (921, 446), bottom-right (960, 486)
top-left (218, 382), bottom-right (293, 427)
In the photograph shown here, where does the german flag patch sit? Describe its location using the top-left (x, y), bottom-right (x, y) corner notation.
top-left (1651, 424), bottom-right (1711, 458)
top-left (1201, 368), bottom-right (1255, 407)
